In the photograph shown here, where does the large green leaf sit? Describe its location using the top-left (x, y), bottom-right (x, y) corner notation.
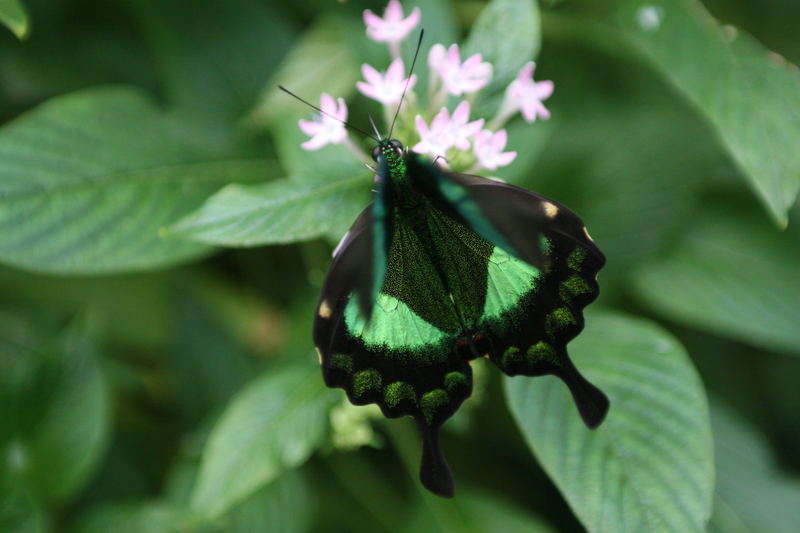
top-left (633, 203), bottom-right (800, 356)
top-left (167, 289), bottom-right (255, 425)
top-left (191, 363), bottom-right (337, 520)
top-left (505, 310), bottom-right (713, 533)
top-left (168, 175), bottom-right (370, 247)
top-left (250, 18), bottom-right (359, 127)
top-left (1, 318), bottom-right (110, 504)
top-left (617, 0), bottom-right (800, 225)
top-left (405, 486), bottom-right (555, 533)
top-left (228, 470), bottom-right (312, 533)
top-left (0, 0), bottom-right (28, 39)
top-left (0, 87), bottom-right (269, 274)
top-left (708, 402), bottom-right (800, 533)
top-left (75, 501), bottom-right (185, 533)
top-left (249, 18), bottom-right (366, 186)
top-left (132, 0), bottom-right (295, 125)
top-left (0, 485), bottom-right (44, 533)
top-left (463, 0), bottom-right (540, 85)
top-left (0, 267), bottom-right (171, 349)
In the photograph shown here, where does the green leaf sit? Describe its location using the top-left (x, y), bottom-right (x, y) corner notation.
top-left (191, 363), bottom-right (337, 520)
top-left (132, 0), bottom-right (295, 125)
top-left (617, 0), bottom-right (800, 225)
top-left (269, 120), bottom-right (367, 186)
top-left (499, 118), bottom-right (554, 186)
top-left (228, 470), bottom-right (312, 533)
top-left (405, 486), bottom-right (556, 533)
top-left (505, 310), bottom-right (714, 533)
top-left (0, 484), bottom-right (45, 533)
top-left (633, 203), bottom-right (800, 356)
top-left (75, 501), bottom-right (185, 533)
top-left (463, 0), bottom-right (540, 89)
top-left (249, 18), bottom-right (366, 187)
top-left (708, 402), bottom-right (800, 533)
top-left (0, 267), bottom-right (171, 350)
top-left (169, 175), bottom-right (370, 247)
top-left (0, 86), bottom-right (269, 274)
top-left (532, 105), bottom-right (716, 283)
top-left (250, 17), bottom-right (359, 127)
top-left (3, 319), bottom-right (110, 503)
top-left (167, 289), bottom-right (254, 425)
top-left (0, 0), bottom-right (28, 39)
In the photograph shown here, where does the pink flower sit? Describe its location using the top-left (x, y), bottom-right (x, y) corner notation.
top-left (413, 101), bottom-right (484, 157)
top-left (428, 44), bottom-right (492, 96)
top-left (356, 58), bottom-right (417, 105)
top-left (473, 129), bottom-right (517, 171)
top-left (505, 62), bottom-right (554, 122)
top-left (298, 93), bottom-right (348, 150)
top-left (363, 0), bottom-right (421, 44)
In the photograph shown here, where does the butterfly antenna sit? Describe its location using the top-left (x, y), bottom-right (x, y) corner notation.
top-left (278, 85), bottom-right (378, 142)
top-left (368, 115), bottom-right (383, 141)
top-left (388, 29), bottom-right (424, 139)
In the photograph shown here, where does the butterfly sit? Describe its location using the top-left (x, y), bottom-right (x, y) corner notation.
top-left (310, 137), bottom-right (609, 497)
top-left (287, 32), bottom-right (609, 498)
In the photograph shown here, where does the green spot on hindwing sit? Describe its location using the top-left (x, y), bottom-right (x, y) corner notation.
top-left (560, 275), bottom-right (592, 301)
top-left (444, 371), bottom-right (468, 395)
top-left (540, 235), bottom-right (553, 255)
top-left (385, 381), bottom-right (416, 408)
top-left (567, 247), bottom-right (587, 270)
top-left (420, 389), bottom-right (450, 424)
top-left (546, 307), bottom-right (577, 338)
top-left (527, 341), bottom-right (557, 364)
top-left (330, 353), bottom-right (353, 373)
top-left (353, 369), bottom-right (382, 398)
top-left (502, 346), bottom-right (523, 368)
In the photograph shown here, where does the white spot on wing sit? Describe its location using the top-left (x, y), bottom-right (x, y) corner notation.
top-left (543, 202), bottom-right (558, 218)
top-left (583, 226), bottom-right (594, 242)
top-left (315, 346), bottom-right (323, 364)
top-left (319, 299), bottom-right (332, 319)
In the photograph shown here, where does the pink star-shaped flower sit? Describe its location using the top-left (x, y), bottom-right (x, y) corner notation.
top-left (363, 0), bottom-right (421, 44)
top-left (473, 129), bottom-right (517, 171)
top-left (428, 44), bottom-right (492, 96)
top-left (298, 93), bottom-right (348, 150)
top-left (413, 101), bottom-right (484, 158)
top-left (505, 62), bottom-right (554, 122)
top-left (356, 58), bottom-right (418, 105)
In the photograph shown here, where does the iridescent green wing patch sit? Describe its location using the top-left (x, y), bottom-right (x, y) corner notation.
top-left (479, 233), bottom-right (609, 428)
top-left (318, 210), bottom-right (478, 423)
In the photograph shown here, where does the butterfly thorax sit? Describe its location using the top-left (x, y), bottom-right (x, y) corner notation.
top-left (375, 140), bottom-right (423, 210)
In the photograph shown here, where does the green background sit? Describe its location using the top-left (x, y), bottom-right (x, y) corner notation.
top-left (1, 1), bottom-right (799, 532)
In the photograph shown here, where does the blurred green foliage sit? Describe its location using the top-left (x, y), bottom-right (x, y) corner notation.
top-left (1, 1), bottom-right (800, 532)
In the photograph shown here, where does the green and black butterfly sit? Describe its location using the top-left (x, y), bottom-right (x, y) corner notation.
top-left (287, 36), bottom-right (609, 498)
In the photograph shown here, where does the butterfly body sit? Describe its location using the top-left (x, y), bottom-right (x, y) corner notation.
top-left (313, 139), bottom-right (608, 497)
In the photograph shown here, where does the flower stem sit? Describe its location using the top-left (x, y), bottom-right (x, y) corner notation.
top-left (487, 97), bottom-right (517, 131)
top-left (389, 42), bottom-right (400, 61)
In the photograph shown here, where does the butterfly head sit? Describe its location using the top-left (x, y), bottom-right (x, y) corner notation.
top-left (371, 139), bottom-right (405, 163)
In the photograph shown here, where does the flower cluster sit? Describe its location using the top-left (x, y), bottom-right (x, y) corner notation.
top-left (298, 0), bottom-right (553, 175)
